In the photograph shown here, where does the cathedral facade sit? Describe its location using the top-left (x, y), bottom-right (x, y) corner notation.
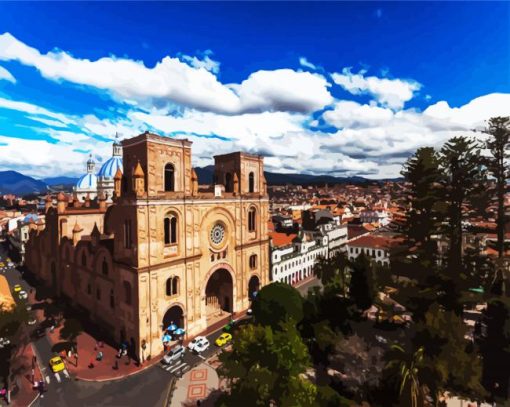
top-left (25, 131), bottom-right (269, 360)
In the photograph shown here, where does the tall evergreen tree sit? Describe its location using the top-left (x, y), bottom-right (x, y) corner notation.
top-left (483, 117), bottom-right (510, 259)
top-left (349, 254), bottom-right (376, 312)
top-left (401, 146), bottom-right (444, 257)
top-left (439, 136), bottom-right (487, 272)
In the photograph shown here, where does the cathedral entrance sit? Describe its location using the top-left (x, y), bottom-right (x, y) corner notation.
top-left (205, 268), bottom-right (233, 324)
top-left (162, 305), bottom-right (184, 331)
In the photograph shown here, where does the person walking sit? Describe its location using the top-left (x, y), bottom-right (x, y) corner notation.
top-left (96, 351), bottom-right (103, 362)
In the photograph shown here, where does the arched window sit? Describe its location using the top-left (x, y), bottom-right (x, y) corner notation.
top-left (81, 252), bottom-right (87, 267)
top-left (102, 258), bottom-right (109, 275)
top-left (166, 277), bottom-right (179, 296)
top-left (225, 173), bottom-right (233, 192)
top-left (110, 289), bottom-right (115, 309)
top-left (164, 163), bottom-right (175, 192)
top-left (164, 215), bottom-right (178, 245)
top-left (123, 281), bottom-right (132, 305)
top-left (249, 254), bottom-right (257, 269)
top-left (248, 208), bottom-right (256, 232)
top-left (249, 172), bottom-right (255, 193)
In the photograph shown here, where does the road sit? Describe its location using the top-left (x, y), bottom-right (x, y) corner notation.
top-left (0, 243), bottom-right (235, 407)
top-left (295, 277), bottom-right (322, 296)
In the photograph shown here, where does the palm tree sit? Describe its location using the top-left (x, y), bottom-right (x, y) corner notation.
top-left (386, 344), bottom-right (425, 407)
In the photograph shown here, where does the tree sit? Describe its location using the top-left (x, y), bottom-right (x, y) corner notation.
top-left (483, 117), bottom-right (510, 259)
top-left (349, 254), bottom-right (376, 312)
top-left (386, 345), bottom-right (425, 407)
top-left (313, 252), bottom-right (351, 297)
top-left (59, 318), bottom-right (83, 346)
top-left (218, 321), bottom-right (315, 406)
top-left (412, 304), bottom-right (486, 403)
top-left (439, 136), bottom-right (487, 273)
top-left (479, 298), bottom-right (510, 402)
top-left (401, 147), bottom-right (444, 257)
top-left (252, 282), bottom-right (304, 329)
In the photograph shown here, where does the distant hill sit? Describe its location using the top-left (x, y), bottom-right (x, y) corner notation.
top-left (0, 171), bottom-right (47, 195)
top-left (194, 165), bottom-right (395, 186)
top-left (43, 176), bottom-right (79, 186)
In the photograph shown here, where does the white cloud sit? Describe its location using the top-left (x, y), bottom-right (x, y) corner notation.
top-left (0, 33), bottom-right (333, 115)
top-left (0, 65), bottom-right (15, 83)
top-left (181, 53), bottom-right (220, 74)
top-left (0, 97), bottom-right (74, 125)
top-left (331, 67), bottom-right (421, 109)
top-left (323, 100), bottom-right (393, 128)
top-left (299, 57), bottom-right (317, 70)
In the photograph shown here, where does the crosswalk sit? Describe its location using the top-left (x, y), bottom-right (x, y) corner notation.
top-left (160, 361), bottom-right (190, 375)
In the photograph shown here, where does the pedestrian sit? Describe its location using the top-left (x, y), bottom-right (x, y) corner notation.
top-left (98, 340), bottom-right (104, 348)
top-left (113, 360), bottom-right (119, 370)
top-left (96, 351), bottom-right (103, 362)
top-left (89, 357), bottom-right (95, 368)
top-left (94, 342), bottom-right (98, 351)
top-left (196, 400), bottom-right (201, 406)
top-left (0, 388), bottom-right (6, 401)
top-left (38, 380), bottom-right (45, 398)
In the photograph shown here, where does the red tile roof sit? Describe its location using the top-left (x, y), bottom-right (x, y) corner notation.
top-left (270, 232), bottom-right (297, 247)
top-left (348, 234), bottom-right (403, 249)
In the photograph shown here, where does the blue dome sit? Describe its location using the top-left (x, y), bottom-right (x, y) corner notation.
top-left (76, 173), bottom-right (98, 189)
top-left (24, 213), bottom-right (39, 223)
top-left (97, 156), bottom-right (123, 179)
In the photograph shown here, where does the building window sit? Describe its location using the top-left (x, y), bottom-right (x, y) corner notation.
top-left (124, 220), bottom-right (132, 249)
top-left (249, 172), bottom-right (255, 193)
top-left (81, 252), bottom-right (87, 267)
top-left (164, 163), bottom-right (175, 192)
top-left (164, 215), bottom-right (178, 245)
top-left (102, 258), bottom-right (108, 275)
top-left (96, 288), bottom-right (101, 301)
top-left (123, 281), bottom-right (132, 305)
top-left (225, 173), bottom-right (233, 192)
top-left (166, 277), bottom-right (179, 296)
top-left (249, 254), bottom-right (257, 269)
top-left (110, 289), bottom-right (115, 309)
top-left (248, 208), bottom-right (256, 232)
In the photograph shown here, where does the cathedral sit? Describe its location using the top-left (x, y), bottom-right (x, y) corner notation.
top-left (74, 135), bottom-right (123, 202)
top-left (25, 131), bottom-right (269, 360)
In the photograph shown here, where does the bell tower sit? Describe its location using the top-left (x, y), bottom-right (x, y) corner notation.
top-left (213, 152), bottom-right (267, 196)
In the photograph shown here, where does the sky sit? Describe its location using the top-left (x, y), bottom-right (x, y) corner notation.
top-left (0, 2), bottom-right (509, 179)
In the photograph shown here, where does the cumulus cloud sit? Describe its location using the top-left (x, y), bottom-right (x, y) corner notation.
top-left (331, 67), bottom-right (422, 109)
top-left (181, 51), bottom-right (220, 74)
top-left (0, 33), bottom-right (333, 115)
top-left (0, 65), bottom-right (15, 83)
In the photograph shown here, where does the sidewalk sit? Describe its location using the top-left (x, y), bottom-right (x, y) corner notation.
top-left (28, 291), bottom-right (161, 381)
top-left (9, 344), bottom-right (43, 407)
top-left (44, 323), bottom-right (161, 381)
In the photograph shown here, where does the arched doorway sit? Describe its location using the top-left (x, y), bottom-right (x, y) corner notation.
top-left (162, 305), bottom-right (184, 331)
top-left (248, 275), bottom-right (260, 300)
top-left (205, 268), bottom-right (233, 319)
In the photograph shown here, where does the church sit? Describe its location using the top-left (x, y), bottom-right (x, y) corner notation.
top-left (25, 131), bottom-right (269, 360)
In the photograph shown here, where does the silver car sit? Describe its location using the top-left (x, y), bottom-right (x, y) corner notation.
top-left (163, 345), bottom-right (185, 364)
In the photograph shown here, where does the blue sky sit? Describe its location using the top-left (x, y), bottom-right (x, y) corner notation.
top-left (0, 2), bottom-right (509, 179)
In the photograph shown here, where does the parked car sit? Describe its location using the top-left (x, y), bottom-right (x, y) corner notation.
top-left (27, 316), bottom-right (37, 325)
top-left (193, 338), bottom-right (210, 354)
top-left (215, 333), bottom-right (232, 347)
top-left (18, 290), bottom-right (28, 300)
top-left (49, 355), bottom-right (66, 373)
top-left (246, 308), bottom-right (253, 316)
top-left (163, 345), bottom-right (185, 364)
top-left (188, 336), bottom-right (207, 352)
top-left (7, 262), bottom-right (14, 268)
top-left (223, 319), bottom-right (238, 332)
top-left (13, 284), bottom-right (22, 293)
top-left (0, 337), bottom-right (10, 348)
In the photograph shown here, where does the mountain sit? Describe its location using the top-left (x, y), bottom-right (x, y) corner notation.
top-left (0, 171), bottom-right (47, 195)
top-left (194, 165), bottom-right (389, 186)
top-left (43, 176), bottom-right (79, 186)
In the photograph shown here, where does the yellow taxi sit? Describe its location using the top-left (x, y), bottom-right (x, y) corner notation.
top-left (0, 262), bottom-right (4, 267)
top-left (215, 332), bottom-right (232, 347)
top-left (13, 284), bottom-right (22, 293)
top-left (49, 356), bottom-right (66, 373)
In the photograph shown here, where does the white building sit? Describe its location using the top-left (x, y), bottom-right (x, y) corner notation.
top-left (7, 213), bottom-right (45, 263)
top-left (346, 234), bottom-right (401, 266)
top-left (316, 223), bottom-right (348, 258)
top-left (270, 232), bottom-right (328, 286)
